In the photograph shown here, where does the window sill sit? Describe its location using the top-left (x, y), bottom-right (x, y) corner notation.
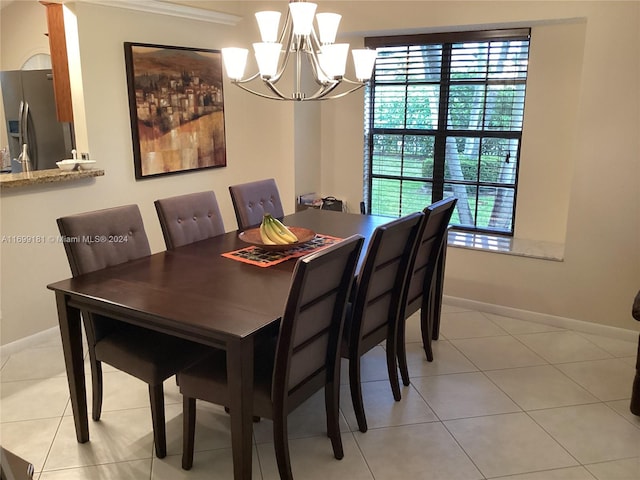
top-left (448, 230), bottom-right (564, 261)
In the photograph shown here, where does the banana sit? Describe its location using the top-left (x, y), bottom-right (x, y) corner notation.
top-left (262, 216), bottom-right (289, 244)
top-left (269, 216), bottom-right (299, 242)
top-left (259, 221), bottom-right (276, 244)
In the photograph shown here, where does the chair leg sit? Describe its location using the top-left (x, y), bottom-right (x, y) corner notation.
top-left (148, 384), bottom-right (167, 459)
top-left (182, 397), bottom-right (196, 470)
top-left (421, 291), bottom-right (435, 362)
top-left (325, 381), bottom-right (344, 460)
top-left (89, 355), bottom-right (103, 421)
top-left (273, 411), bottom-right (294, 480)
top-left (349, 355), bottom-right (368, 433)
top-left (397, 315), bottom-right (410, 387)
top-left (385, 337), bottom-right (402, 401)
top-left (432, 242), bottom-right (447, 341)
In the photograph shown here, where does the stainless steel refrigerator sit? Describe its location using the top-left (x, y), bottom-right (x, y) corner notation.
top-left (1, 69), bottom-right (74, 172)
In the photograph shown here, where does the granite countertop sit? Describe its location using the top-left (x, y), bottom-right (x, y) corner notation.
top-left (0, 168), bottom-right (104, 189)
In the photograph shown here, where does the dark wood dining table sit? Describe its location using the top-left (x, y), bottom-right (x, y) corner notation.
top-left (47, 208), bottom-right (389, 480)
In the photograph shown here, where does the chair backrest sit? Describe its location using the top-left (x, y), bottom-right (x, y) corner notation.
top-left (350, 212), bottom-right (423, 353)
top-left (272, 235), bottom-right (364, 410)
top-left (404, 197), bottom-right (457, 317)
top-left (228, 178), bottom-right (284, 230)
top-left (154, 191), bottom-right (225, 249)
top-left (57, 204), bottom-right (151, 277)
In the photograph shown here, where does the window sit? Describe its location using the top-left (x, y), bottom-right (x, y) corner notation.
top-left (364, 29), bottom-right (530, 235)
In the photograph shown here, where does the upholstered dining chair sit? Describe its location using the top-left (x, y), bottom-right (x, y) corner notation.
top-left (342, 212), bottom-right (423, 433)
top-left (178, 235), bottom-right (364, 479)
top-left (154, 190), bottom-right (225, 249)
top-left (397, 197), bottom-right (457, 386)
top-left (228, 178), bottom-right (284, 230)
top-left (56, 204), bottom-right (211, 458)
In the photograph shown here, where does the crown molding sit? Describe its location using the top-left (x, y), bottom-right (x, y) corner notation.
top-left (77, 0), bottom-right (241, 25)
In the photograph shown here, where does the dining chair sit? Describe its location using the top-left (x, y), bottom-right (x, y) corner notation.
top-left (178, 235), bottom-right (364, 478)
top-left (56, 204), bottom-right (211, 458)
top-left (342, 212), bottom-right (423, 433)
top-left (397, 198), bottom-right (457, 386)
top-left (154, 190), bottom-right (225, 249)
top-left (228, 178), bottom-right (284, 230)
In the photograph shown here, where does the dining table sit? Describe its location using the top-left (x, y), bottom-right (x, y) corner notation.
top-left (47, 208), bottom-right (390, 480)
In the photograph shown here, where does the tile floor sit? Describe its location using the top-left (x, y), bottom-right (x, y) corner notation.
top-left (2, 304), bottom-right (639, 479)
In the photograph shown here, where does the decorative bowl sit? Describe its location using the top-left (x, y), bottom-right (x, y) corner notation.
top-left (56, 159), bottom-right (78, 171)
top-left (76, 160), bottom-right (96, 170)
top-left (238, 226), bottom-right (316, 251)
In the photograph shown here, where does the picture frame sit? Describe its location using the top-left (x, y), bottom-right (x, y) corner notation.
top-left (124, 42), bottom-right (227, 179)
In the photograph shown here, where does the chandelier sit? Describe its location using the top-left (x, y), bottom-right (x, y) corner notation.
top-left (221, 1), bottom-right (377, 101)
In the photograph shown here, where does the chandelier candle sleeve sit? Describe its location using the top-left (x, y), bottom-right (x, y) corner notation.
top-left (220, 0), bottom-right (377, 101)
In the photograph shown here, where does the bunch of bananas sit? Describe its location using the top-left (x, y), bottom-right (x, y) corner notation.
top-left (259, 214), bottom-right (299, 245)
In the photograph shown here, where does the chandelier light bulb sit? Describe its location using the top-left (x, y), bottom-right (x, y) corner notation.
top-left (319, 43), bottom-right (349, 79)
top-left (221, 48), bottom-right (249, 81)
top-left (255, 11), bottom-right (281, 43)
top-left (352, 49), bottom-right (378, 81)
top-left (316, 12), bottom-right (341, 45)
top-left (289, 2), bottom-right (317, 36)
top-left (253, 42), bottom-right (282, 78)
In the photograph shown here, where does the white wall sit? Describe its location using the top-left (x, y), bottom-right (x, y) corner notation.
top-left (1, 0), bottom-right (638, 345)
top-left (321, 1), bottom-right (640, 330)
top-left (0, 1), bottom-right (296, 344)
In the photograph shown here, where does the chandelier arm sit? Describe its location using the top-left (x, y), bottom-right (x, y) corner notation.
top-left (232, 81), bottom-right (288, 101)
top-left (306, 81), bottom-right (341, 100)
top-left (307, 28), bottom-right (333, 85)
top-left (232, 72), bottom-right (263, 85)
top-left (269, 22), bottom-right (295, 84)
top-left (263, 79), bottom-right (291, 100)
top-left (314, 82), bottom-right (366, 100)
top-left (339, 77), bottom-right (369, 86)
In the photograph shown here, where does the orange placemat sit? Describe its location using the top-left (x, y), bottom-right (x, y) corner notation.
top-left (222, 234), bottom-right (342, 267)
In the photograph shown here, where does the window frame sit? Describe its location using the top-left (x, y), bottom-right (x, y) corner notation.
top-left (364, 28), bottom-right (531, 236)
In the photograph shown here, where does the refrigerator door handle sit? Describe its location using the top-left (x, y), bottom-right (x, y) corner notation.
top-left (22, 101), bottom-right (30, 146)
top-left (18, 100), bottom-right (25, 145)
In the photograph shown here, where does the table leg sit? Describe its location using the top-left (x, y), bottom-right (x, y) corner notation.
top-left (227, 337), bottom-right (255, 480)
top-left (55, 291), bottom-right (89, 443)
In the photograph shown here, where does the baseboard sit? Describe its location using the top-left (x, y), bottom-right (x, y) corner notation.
top-left (0, 327), bottom-right (60, 360)
top-left (2, 299), bottom-right (638, 359)
top-left (444, 295), bottom-right (639, 343)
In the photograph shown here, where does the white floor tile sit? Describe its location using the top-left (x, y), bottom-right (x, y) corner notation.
top-left (490, 465), bottom-right (597, 480)
top-left (356, 422), bottom-right (482, 480)
top-left (529, 403), bottom-right (640, 464)
top-left (151, 449), bottom-right (262, 479)
top-left (258, 433), bottom-right (373, 480)
top-left (515, 331), bottom-right (613, 364)
top-left (486, 365), bottom-right (599, 410)
top-left (39, 459), bottom-right (152, 480)
top-left (584, 457), bottom-right (640, 480)
top-left (445, 412), bottom-right (578, 478)
top-left (482, 313), bottom-right (565, 335)
top-left (1, 377), bottom-right (71, 422)
top-left (0, 418), bottom-right (61, 473)
top-left (440, 310), bottom-right (509, 339)
top-left (450, 335), bottom-right (547, 371)
top-left (404, 340), bottom-right (479, 378)
top-left (413, 371), bottom-right (521, 420)
top-left (556, 358), bottom-right (636, 401)
top-left (44, 408), bottom-right (155, 470)
top-left (340, 381), bottom-right (437, 431)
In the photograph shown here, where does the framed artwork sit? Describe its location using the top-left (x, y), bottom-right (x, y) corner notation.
top-left (124, 42), bottom-right (227, 179)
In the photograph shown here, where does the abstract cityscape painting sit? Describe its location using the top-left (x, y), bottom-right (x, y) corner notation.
top-left (124, 42), bottom-right (227, 179)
